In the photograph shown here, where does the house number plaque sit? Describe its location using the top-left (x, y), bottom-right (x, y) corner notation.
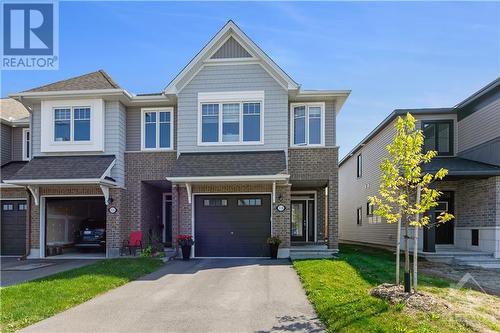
top-left (276, 204), bottom-right (286, 212)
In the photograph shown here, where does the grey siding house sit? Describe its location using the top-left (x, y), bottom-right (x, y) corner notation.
top-left (4, 21), bottom-right (350, 259)
top-left (339, 78), bottom-right (500, 261)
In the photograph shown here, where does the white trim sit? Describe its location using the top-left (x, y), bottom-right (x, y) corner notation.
top-left (39, 194), bottom-right (106, 259)
top-left (0, 198), bottom-right (26, 201)
top-left (290, 102), bottom-right (326, 147)
top-left (27, 185), bottom-right (39, 206)
top-left (140, 107), bottom-right (174, 151)
top-left (167, 174), bottom-right (289, 183)
top-left (291, 191), bottom-right (318, 243)
top-left (197, 92), bottom-right (265, 146)
top-left (6, 178), bottom-right (117, 186)
top-left (191, 192), bottom-right (273, 258)
top-left (164, 21), bottom-right (299, 94)
top-left (22, 128), bottom-right (31, 161)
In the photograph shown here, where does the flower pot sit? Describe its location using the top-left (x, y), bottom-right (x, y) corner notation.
top-left (269, 244), bottom-right (279, 259)
top-left (181, 245), bottom-right (191, 260)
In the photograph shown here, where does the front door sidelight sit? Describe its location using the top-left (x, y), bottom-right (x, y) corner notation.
top-left (291, 200), bottom-right (306, 242)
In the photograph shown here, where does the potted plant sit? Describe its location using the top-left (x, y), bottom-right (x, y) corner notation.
top-left (177, 235), bottom-right (194, 260)
top-left (267, 236), bottom-right (281, 259)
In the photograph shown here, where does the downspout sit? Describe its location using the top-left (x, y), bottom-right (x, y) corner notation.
top-left (20, 188), bottom-right (31, 260)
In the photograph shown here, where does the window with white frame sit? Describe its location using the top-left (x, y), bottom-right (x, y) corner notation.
top-left (53, 107), bottom-right (91, 142)
top-left (200, 101), bottom-right (262, 144)
top-left (22, 128), bottom-right (30, 161)
top-left (291, 103), bottom-right (325, 146)
top-left (142, 108), bottom-right (173, 150)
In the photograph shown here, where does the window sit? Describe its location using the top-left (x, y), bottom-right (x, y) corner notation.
top-left (356, 153), bottom-right (362, 178)
top-left (200, 101), bottom-right (262, 144)
top-left (203, 199), bottom-right (227, 207)
top-left (54, 108), bottom-right (71, 141)
top-left (291, 103), bottom-right (324, 146)
top-left (238, 198), bottom-right (262, 206)
top-left (18, 203), bottom-right (27, 211)
top-left (54, 107), bottom-right (91, 142)
top-left (471, 229), bottom-right (479, 246)
top-left (142, 108), bottom-right (173, 150)
top-left (356, 207), bottom-right (362, 225)
top-left (366, 202), bottom-right (373, 216)
top-left (22, 128), bottom-right (30, 161)
top-left (422, 120), bottom-right (453, 156)
top-left (2, 204), bottom-right (14, 211)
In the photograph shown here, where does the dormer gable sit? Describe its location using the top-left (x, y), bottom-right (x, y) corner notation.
top-left (210, 36), bottom-right (252, 59)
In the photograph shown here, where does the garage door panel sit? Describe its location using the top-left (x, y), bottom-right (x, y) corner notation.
top-left (1, 200), bottom-right (27, 255)
top-left (195, 195), bottom-right (271, 257)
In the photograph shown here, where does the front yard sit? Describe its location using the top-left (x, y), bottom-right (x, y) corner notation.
top-left (294, 244), bottom-right (499, 333)
top-left (0, 258), bottom-right (163, 333)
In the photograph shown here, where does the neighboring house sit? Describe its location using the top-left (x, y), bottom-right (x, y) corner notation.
top-left (339, 78), bottom-right (500, 260)
top-left (4, 21), bottom-right (350, 259)
top-left (0, 98), bottom-right (30, 255)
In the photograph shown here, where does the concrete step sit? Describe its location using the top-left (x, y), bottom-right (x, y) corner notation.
top-left (290, 249), bottom-right (338, 260)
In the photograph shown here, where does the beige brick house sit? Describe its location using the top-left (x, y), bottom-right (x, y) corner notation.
top-left (2, 21), bottom-right (349, 259)
top-left (339, 78), bottom-right (500, 262)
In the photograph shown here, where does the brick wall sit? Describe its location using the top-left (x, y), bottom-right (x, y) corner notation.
top-left (0, 188), bottom-right (27, 199)
top-left (316, 188), bottom-right (326, 241)
top-left (272, 184), bottom-right (291, 247)
top-left (289, 147), bottom-right (339, 249)
top-left (107, 188), bottom-right (126, 256)
top-left (124, 151), bottom-right (176, 233)
top-left (456, 177), bottom-right (498, 228)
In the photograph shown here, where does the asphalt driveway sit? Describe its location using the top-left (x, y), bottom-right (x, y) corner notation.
top-left (20, 259), bottom-right (324, 333)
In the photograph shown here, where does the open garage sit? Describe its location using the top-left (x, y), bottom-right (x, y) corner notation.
top-left (44, 197), bottom-right (106, 258)
top-left (194, 194), bottom-right (271, 257)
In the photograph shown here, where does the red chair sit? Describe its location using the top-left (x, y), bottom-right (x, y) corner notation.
top-left (121, 231), bottom-right (143, 256)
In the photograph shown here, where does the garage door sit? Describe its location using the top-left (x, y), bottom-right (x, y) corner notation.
top-left (194, 194), bottom-right (271, 257)
top-left (1, 200), bottom-right (27, 255)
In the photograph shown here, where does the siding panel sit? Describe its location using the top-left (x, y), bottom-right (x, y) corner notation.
top-left (177, 64), bottom-right (288, 153)
top-left (11, 127), bottom-right (24, 161)
top-left (1, 124), bottom-right (12, 164)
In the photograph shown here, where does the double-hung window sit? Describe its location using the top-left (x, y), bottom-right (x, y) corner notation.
top-left (54, 107), bottom-right (90, 142)
top-left (422, 120), bottom-right (453, 156)
top-left (142, 108), bottom-right (173, 150)
top-left (22, 128), bottom-right (30, 161)
top-left (291, 103), bottom-right (325, 146)
top-left (200, 101), bottom-right (262, 144)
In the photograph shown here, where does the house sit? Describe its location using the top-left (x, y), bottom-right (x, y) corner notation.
top-left (3, 21), bottom-right (350, 259)
top-left (0, 98), bottom-right (30, 256)
top-left (339, 78), bottom-right (500, 261)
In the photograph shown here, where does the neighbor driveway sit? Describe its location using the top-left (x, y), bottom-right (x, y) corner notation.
top-left (20, 259), bottom-right (324, 333)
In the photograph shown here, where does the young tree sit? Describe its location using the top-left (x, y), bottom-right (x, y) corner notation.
top-left (369, 113), bottom-right (454, 293)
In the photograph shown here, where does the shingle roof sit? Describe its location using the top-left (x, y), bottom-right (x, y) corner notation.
top-left (171, 151), bottom-right (287, 178)
top-left (0, 98), bottom-right (30, 122)
top-left (423, 157), bottom-right (500, 176)
top-left (8, 155), bottom-right (116, 181)
top-left (1, 161), bottom-right (28, 182)
top-left (24, 70), bottom-right (121, 92)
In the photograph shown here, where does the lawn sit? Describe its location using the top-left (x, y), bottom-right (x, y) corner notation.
top-left (293, 244), bottom-right (499, 333)
top-left (0, 258), bottom-right (163, 333)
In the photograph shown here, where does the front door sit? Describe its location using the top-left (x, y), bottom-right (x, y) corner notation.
top-left (435, 192), bottom-right (454, 244)
top-left (291, 200), bottom-right (306, 242)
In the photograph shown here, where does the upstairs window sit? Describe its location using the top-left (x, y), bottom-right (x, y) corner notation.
top-left (356, 153), bottom-right (362, 178)
top-left (22, 128), bottom-right (30, 161)
top-left (422, 120), bottom-right (453, 156)
top-left (142, 108), bottom-right (173, 150)
top-left (200, 101), bottom-right (262, 144)
top-left (291, 103), bottom-right (324, 146)
top-left (356, 207), bottom-right (362, 225)
top-left (54, 107), bottom-right (91, 142)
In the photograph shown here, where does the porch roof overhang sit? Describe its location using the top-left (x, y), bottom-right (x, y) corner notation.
top-left (166, 174), bottom-right (290, 184)
top-left (423, 157), bottom-right (500, 178)
top-left (3, 155), bottom-right (118, 205)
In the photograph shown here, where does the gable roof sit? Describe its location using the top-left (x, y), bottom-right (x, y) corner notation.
top-left (0, 98), bottom-right (30, 123)
top-left (211, 36), bottom-right (252, 59)
top-left (164, 20), bottom-right (299, 94)
top-left (24, 70), bottom-right (121, 92)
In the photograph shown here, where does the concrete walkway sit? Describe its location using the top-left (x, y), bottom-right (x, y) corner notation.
top-left (21, 259), bottom-right (324, 333)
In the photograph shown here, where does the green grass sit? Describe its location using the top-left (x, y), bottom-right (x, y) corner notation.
top-left (0, 258), bottom-right (163, 333)
top-left (293, 244), bottom-right (479, 333)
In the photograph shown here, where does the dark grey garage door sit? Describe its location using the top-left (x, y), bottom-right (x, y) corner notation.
top-left (195, 194), bottom-right (271, 257)
top-left (1, 200), bottom-right (27, 255)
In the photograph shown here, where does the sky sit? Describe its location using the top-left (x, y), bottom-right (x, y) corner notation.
top-left (1, 1), bottom-right (499, 158)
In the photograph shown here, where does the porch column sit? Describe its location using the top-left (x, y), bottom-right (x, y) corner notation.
top-left (327, 177), bottom-right (339, 250)
top-left (272, 184), bottom-right (291, 249)
top-left (423, 208), bottom-right (436, 252)
top-left (106, 188), bottom-right (126, 257)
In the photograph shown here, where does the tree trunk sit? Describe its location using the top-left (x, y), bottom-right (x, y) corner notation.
top-left (404, 219), bottom-right (411, 293)
top-left (413, 185), bottom-right (421, 292)
top-left (396, 212), bottom-right (402, 286)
